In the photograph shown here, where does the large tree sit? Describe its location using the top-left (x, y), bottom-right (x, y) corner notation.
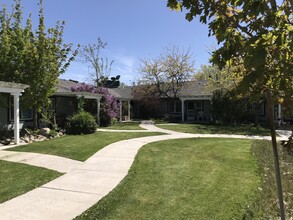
top-left (136, 45), bottom-right (194, 98)
top-left (0, 0), bottom-right (76, 128)
top-left (133, 45), bottom-right (194, 118)
top-left (167, 0), bottom-right (292, 98)
top-left (167, 0), bottom-right (292, 218)
top-left (194, 64), bottom-right (243, 93)
top-left (78, 37), bottom-right (114, 87)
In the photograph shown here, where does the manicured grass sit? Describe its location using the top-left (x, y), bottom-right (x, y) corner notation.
top-left (101, 122), bottom-right (145, 130)
top-left (77, 138), bottom-right (260, 219)
top-left (0, 160), bottom-right (61, 203)
top-left (156, 123), bottom-right (271, 136)
top-left (250, 140), bottom-right (293, 219)
top-left (9, 132), bottom-right (162, 161)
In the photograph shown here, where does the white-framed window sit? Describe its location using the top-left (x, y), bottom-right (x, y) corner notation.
top-left (9, 96), bottom-right (33, 121)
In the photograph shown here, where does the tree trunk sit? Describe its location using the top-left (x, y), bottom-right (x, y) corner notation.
top-left (32, 108), bottom-right (38, 130)
top-left (267, 91), bottom-right (286, 220)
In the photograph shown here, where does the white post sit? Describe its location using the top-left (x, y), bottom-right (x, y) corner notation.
top-left (181, 99), bottom-right (185, 122)
top-left (119, 100), bottom-right (123, 122)
top-left (96, 98), bottom-right (100, 126)
top-left (13, 93), bottom-right (20, 144)
top-left (278, 104), bottom-right (281, 119)
top-left (128, 100), bottom-right (131, 121)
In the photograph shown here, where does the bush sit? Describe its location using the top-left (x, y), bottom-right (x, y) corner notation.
top-left (0, 125), bottom-right (13, 141)
top-left (65, 111), bottom-right (97, 135)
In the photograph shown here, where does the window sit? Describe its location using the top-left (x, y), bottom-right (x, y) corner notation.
top-left (9, 96), bottom-right (33, 121)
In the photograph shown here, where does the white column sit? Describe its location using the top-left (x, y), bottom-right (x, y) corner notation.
top-left (119, 100), bottom-right (123, 122)
top-left (13, 92), bottom-right (20, 144)
top-left (128, 100), bottom-right (131, 121)
top-left (181, 99), bottom-right (185, 122)
top-left (96, 98), bottom-right (100, 126)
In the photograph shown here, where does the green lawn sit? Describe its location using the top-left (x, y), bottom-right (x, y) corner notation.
top-left (77, 138), bottom-right (260, 220)
top-left (101, 122), bottom-right (145, 130)
top-left (0, 160), bottom-right (61, 203)
top-left (156, 123), bottom-right (271, 136)
top-left (9, 132), bottom-right (162, 161)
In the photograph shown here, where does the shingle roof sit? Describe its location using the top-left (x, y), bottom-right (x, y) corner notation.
top-left (56, 79), bottom-right (211, 100)
top-left (108, 87), bottom-right (133, 100)
top-left (108, 81), bottom-right (211, 99)
top-left (55, 79), bottom-right (102, 98)
top-left (178, 80), bottom-right (212, 97)
top-left (56, 79), bottom-right (83, 93)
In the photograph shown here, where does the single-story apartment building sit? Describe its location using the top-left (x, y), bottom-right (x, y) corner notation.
top-left (0, 79), bottom-right (286, 143)
top-left (110, 80), bottom-right (283, 125)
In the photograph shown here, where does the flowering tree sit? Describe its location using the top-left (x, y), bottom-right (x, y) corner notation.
top-left (71, 83), bottom-right (119, 126)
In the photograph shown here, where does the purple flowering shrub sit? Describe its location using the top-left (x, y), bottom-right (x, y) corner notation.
top-left (71, 83), bottom-right (119, 126)
top-left (97, 87), bottom-right (120, 126)
top-left (71, 83), bottom-right (98, 93)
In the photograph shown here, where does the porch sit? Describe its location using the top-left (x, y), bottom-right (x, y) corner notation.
top-left (167, 97), bottom-right (212, 123)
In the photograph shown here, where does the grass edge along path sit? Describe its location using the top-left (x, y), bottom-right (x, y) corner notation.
top-left (156, 123), bottom-right (271, 136)
top-left (0, 160), bottom-right (62, 203)
top-left (76, 138), bottom-right (260, 220)
top-left (101, 122), bottom-right (146, 130)
top-left (9, 132), bottom-right (163, 161)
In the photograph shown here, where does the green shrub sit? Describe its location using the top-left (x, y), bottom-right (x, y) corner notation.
top-left (65, 111), bottom-right (97, 135)
top-left (0, 125), bottom-right (13, 141)
top-left (48, 129), bottom-right (58, 137)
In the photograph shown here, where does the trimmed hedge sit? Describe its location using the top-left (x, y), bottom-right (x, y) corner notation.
top-left (66, 111), bottom-right (97, 135)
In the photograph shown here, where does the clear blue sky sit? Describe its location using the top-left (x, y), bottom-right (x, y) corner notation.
top-left (1, 0), bottom-right (217, 85)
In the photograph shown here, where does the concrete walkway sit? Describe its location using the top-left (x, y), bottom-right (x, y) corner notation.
top-left (0, 123), bottom-right (289, 219)
top-left (0, 151), bottom-right (82, 173)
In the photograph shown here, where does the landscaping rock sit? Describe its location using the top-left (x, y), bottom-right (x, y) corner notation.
top-left (21, 135), bottom-right (30, 143)
top-left (58, 131), bottom-right (64, 137)
top-left (40, 128), bottom-right (51, 136)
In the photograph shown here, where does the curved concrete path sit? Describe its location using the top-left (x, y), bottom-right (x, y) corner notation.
top-left (0, 123), bottom-right (284, 220)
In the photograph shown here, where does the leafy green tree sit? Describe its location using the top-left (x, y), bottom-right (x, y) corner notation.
top-left (78, 37), bottom-right (114, 87)
top-left (167, 0), bottom-right (292, 99)
top-left (0, 0), bottom-right (76, 129)
top-left (167, 0), bottom-right (292, 218)
top-left (194, 64), bottom-right (219, 80)
top-left (194, 64), bottom-right (243, 93)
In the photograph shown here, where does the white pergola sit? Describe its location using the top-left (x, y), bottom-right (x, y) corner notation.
top-left (0, 81), bottom-right (29, 145)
